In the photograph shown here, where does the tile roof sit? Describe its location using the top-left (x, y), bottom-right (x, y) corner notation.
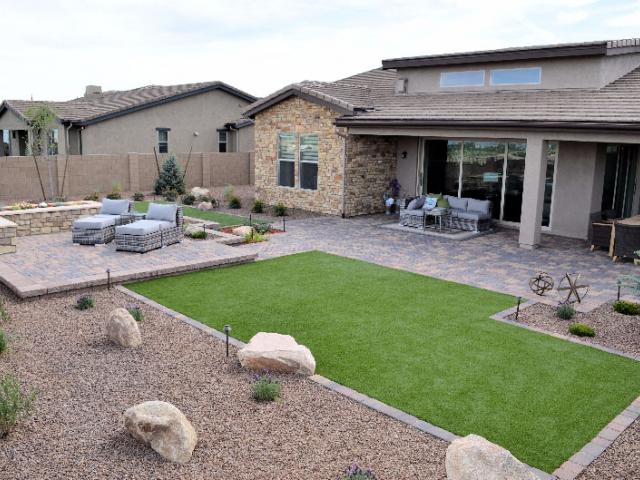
top-left (2, 82), bottom-right (257, 126)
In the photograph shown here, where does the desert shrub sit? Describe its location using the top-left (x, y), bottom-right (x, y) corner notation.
top-left (154, 155), bottom-right (185, 195)
top-left (555, 303), bottom-right (576, 320)
top-left (613, 300), bottom-right (640, 316)
top-left (182, 193), bottom-right (196, 205)
top-left (132, 192), bottom-right (145, 202)
top-left (223, 185), bottom-right (235, 203)
top-left (0, 300), bottom-right (9, 323)
top-left (569, 323), bottom-right (595, 337)
top-left (164, 189), bottom-right (178, 202)
top-left (106, 183), bottom-right (122, 200)
top-left (75, 295), bottom-right (94, 310)
top-left (0, 374), bottom-right (37, 438)
top-left (341, 465), bottom-right (378, 480)
top-left (127, 306), bottom-right (144, 322)
top-left (210, 198), bottom-right (219, 208)
top-left (0, 330), bottom-right (6, 354)
top-left (190, 230), bottom-right (208, 240)
top-left (253, 223), bottom-right (272, 235)
top-left (245, 231), bottom-right (266, 244)
top-left (84, 192), bottom-right (99, 201)
top-left (251, 200), bottom-right (265, 213)
top-left (251, 374), bottom-right (281, 402)
top-left (273, 202), bottom-right (287, 217)
top-left (228, 196), bottom-right (241, 209)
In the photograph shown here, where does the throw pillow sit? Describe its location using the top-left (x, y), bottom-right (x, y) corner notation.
top-left (407, 198), bottom-right (419, 210)
top-left (423, 197), bottom-right (438, 210)
top-left (437, 197), bottom-right (450, 209)
top-left (427, 193), bottom-right (443, 200)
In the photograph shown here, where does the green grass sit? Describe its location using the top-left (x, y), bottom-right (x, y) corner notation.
top-left (134, 201), bottom-right (249, 227)
top-left (128, 252), bottom-right (640, 472)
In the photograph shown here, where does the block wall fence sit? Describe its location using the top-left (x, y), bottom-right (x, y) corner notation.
top-left (0, 152), bottom-right (254, 203)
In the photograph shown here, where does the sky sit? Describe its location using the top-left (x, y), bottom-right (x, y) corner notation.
top-left (1, 0), bottom-right (639, 101)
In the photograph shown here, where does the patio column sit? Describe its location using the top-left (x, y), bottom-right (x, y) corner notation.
top-left (519, 135), bottom-right (547, 249)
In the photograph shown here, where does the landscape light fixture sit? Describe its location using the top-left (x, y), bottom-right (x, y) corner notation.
top-left (515, 296), bottom-right (521, 321)
top-left (106, 269), bottom-right (111, 289)
top-left (223, 324), bottom-right (231, 357)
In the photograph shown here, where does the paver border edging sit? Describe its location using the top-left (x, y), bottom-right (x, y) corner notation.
top-left (117, 285), bottom-right (553, 480)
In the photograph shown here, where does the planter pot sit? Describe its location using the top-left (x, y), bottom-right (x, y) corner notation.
top-left (634, 258), bottom-right (640, 266)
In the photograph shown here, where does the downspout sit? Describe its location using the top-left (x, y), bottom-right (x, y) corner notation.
top-left (335, 127), bottom-right (349, 218)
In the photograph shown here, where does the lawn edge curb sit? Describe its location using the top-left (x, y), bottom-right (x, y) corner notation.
top-left (117, 285), bottom-right (554, 480)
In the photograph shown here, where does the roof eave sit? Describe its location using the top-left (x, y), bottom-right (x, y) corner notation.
top-left (244, 88), bottom-right (354, 118)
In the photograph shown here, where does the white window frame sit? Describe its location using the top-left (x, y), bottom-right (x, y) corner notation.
top-left (299, 133), bottom-right (319, 191)
top-left (490, 67), bottom-right (542, 86)
top-left (440, 70), bottom-right (485, 88)
top-left (218, 130), bottom-right (228, 152)
top-left (157, 128), bottom-right (169, 153)
top-left (277, 133), bottom-right (296, 188)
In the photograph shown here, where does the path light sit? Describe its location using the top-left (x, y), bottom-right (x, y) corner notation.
top-left (282, 217), bottom-right (286, 232)
top-left (223, 324), bottom-right (231, 357)
top-left (106, 269), bottom-right (111, 289)
top-left (515, 296), bottom-right (521, 321)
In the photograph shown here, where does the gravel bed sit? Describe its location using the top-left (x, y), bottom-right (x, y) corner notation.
top-left (0, 286), bottom-right (446, 480)
top-left (578, 418), bottom-right (640, 479)
top-left (508, 301), bottom-right (640, 357)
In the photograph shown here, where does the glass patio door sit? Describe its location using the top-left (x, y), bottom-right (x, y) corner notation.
top-left (602, 145), bottom-right (638, 218)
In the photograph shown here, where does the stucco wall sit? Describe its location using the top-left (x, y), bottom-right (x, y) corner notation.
top-left (254, 96), bottom-right (346, 215)
top-left (80, 89), bottom-right (253, 154)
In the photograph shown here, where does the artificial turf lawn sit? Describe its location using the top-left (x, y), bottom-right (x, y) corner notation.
top-left (129, 251), bottom-right (640, 472)
top-left (134, 200), bottom-right (251, 227)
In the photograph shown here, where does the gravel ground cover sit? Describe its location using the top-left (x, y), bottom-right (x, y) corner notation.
top-left (0, 286), bottom-right (447, 480)
top-left (509, 301), bottom-right (640, 357)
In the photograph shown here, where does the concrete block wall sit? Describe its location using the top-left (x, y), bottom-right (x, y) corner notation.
top-left (0, 217), bottom-right (17, 255)
top-left (0, 202), bottom-right (102, 237)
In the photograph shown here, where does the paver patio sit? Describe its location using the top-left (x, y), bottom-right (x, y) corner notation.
top-left (242, 215), bottom-right (638, 311)
top-left (0, 232), bottom-right (256, 297)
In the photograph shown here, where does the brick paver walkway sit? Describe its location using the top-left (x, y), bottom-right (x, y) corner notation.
top-left (241, 215), bottom-right (637, 311)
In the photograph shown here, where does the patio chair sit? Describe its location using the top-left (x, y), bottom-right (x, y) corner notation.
top-left (588, 211), bottom-right (614, 251)
top-left (613, 222), bottom-right (640, 261)
top-left (115, 203), bottom-right (183, 253)
top-left (72, 199), bottom-right (134, 245)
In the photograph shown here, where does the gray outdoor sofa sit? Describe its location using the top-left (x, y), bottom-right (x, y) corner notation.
top-left (115, 203), bottom-right (183, 253)
top-left (399, 195), bottom-right (493, 232)
top-left (72, 199), bottom-right (134, 245)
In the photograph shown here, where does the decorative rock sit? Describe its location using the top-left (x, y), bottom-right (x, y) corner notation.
top-left (184, 223), bottom-right (205, 236)
top-left (196, 201), bottom-right (212, 211)
top-left (231, 225), bottom-right (253, 237)
top-left (191, 187), bottom-right (210, 199)
top-left (238, 332), bottom-right (316, 375)
top-left (106, 308), bottom-right (141, 348)
top-left (124, 401), bottom-right (197, 464)
top-left (445, 434), bottom-right (536, 480)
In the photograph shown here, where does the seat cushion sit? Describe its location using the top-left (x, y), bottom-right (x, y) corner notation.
top-left (100, 199), bottom-right (130, 215)
top-left (456, 211), bottom-right (491, 221)
top-left (468, 198), bottom-right (491, 215)
top-left (447, 196), bottom-right (468, 211)
top-left (147, 203), bottom-right (178, 223)
top-left (73, 214), bottom-right (117, 230)
top-left (116, 220), bottom-right (174, 236)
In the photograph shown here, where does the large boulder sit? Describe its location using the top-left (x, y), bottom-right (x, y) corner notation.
top-left (124, 401), bottom-right (197, 464)
top-left (106, 308), bottom-right (141, 348)
top-left (190, 187), bottom-right (210, 200)
top-left (197, 201), bottom-right (212, 211)
top-left (238, 332), bottom-right (316, 375)
top-left (445, 434), bottom-right (537, 480)
top-left (231, 225), bottom-right (253, 237)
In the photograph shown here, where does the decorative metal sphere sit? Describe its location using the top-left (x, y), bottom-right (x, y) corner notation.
top-left (529, 272), bottom-right (554, 296)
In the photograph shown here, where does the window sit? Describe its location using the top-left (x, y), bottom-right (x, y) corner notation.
top-left (1, 130), bottom-right (9, 156)
top-left (542, 142), bottom-right (558, 227)
top-left (157, 128), bottom-right (169, 153)
top-left (490, 67), bottom-right (541, 86)
top-left (440, 70), bottom-right (485, 88)
top-left (277, 133), bottom-right (296, 187)
top-left (47, 129), bottom-right (59, 155)
top-left (300, 134), bottom-right (318, 190)
top-left (218, 130), bottom-right (228, 153)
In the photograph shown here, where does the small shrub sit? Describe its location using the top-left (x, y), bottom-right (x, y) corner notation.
top-left (251, 374), bottom-right (281, 402)
top-left (273, 202), bottom-right (287, 217)
top-left (253, 223), bottom-right (272, 235)
top-left (190, 230), bottom-right (208, 240)
top-left (223, 185), bottom-right (235, 203)
top-left (245, 231), bottom-right (266, 243)
top-left (555, 303), bottom-right (576, 320)
top-left (0, 374), bottom-right (37, 438)
top-left (182, 193), bottom-right (196, 206)
top-left (106, 183), bottom-right (122, 200)
top-left (210, 198), bottom-right (219, 208)
top-left (341, 465), bottom-right (378, 480)
top-left (127, 306), bottom-right (144, 323)
top-left (613, 300), bottom-right (640, 315)
top-left (164, 189), bottom-right (178, 202)
top-left (228, 196), bottom-right (241, 209)
top-left (132, 192), bottom-right (145, 202)
top-left (569, 323), bottom-right (595, 337)
top-left (75, 295), bottom-right (94, 310)
top-left (84, 192), bottom-right (99, 201)
top-left (0, 300), bottom-right (9, 323)
top-left (251, 200), bottom-right (265, 213)
top-left (0, 330), bottom-right (6, 355)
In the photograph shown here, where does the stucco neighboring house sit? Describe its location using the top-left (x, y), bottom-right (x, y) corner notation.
top-left (0, 81), bottom-right (256, 156)
top-left (244, 38), bottom-right (640, 249)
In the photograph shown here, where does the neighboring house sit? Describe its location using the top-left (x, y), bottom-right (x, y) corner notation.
top-left (245, 38), bottom-right (640, 248)
top-left (0, 82), bottom-right (257, 156)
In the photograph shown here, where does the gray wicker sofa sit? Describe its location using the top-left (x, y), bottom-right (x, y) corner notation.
top-left (399, 195), bottom-right (492, 232)
top-left (115, 203), bottom-right (183, 253)
top-left (72, 199), bottom-right (134, 245)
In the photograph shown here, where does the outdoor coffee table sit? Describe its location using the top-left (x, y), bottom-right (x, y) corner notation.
top-left (424, 209), bottom-right (450, 232)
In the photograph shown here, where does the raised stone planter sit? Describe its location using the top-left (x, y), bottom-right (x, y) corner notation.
top-left (0, 201), bottom-right (101, 237)
top-left (0, 217), bottom-right (17, 255)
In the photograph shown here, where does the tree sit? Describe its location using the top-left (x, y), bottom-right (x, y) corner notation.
top-left (154, 155), bottom-right (185, 195)
top-left (24, 105), bottom-right (57, 201)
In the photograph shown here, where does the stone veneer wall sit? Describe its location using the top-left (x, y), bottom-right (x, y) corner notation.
top-left (0, 217), bottom-right (17, 255)
top-left (0, 202), bottom-right (101, 237)
top-left (254, 96), bottom-right (347, 215)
